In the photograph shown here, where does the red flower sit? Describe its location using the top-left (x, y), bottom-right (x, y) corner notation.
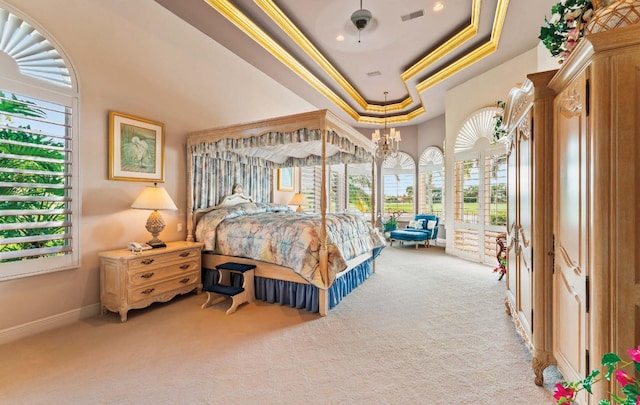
top-left (553, 382), bottom-right (576, 402)
top-left (628, 345), bottom-right (640, 363)
top-left (615, 369), bottom-right (635, 387)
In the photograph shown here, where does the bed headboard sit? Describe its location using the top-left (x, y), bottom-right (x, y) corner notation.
top-left (189, 184), bottom-right (253, 241)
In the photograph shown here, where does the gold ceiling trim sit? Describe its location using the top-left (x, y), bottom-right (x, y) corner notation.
top-left (400, 0), bottom-right (482, 83)
top-left (416, 0), bottom-right (509, 94)
top-left (255, 0), bottom-right (482, 114)
top-left (202, 0), bottom-right (360, 120)
top-left (204, 0), bottom-right (508, 124)
top-left (253, 0), bottom-right (368, 110)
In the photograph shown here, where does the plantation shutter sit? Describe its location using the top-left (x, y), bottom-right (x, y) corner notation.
top-left (346, 162), bottom-right (372, 214)
top-left (300, 166), bottom-right (321, 212)
top-left (0, 91), bottom-right (74, 262)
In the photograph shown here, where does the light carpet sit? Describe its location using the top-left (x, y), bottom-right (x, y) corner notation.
top-left (0, 245), bottom-right (559, 404)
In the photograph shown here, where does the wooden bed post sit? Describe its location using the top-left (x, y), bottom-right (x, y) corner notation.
top-left (318, 127), bottom-right (329, 316)
top-left (186, 141), bottom-right (195, 242)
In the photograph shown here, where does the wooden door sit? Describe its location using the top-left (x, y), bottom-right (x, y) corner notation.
top-left (553, 72), bottom-right (589, 387)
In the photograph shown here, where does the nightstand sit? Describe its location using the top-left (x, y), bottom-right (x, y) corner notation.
top-left (98, 241), bottom-right (204, 322)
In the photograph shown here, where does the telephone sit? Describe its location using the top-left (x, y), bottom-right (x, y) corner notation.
top-left (128, 242), bottom-right (152, 252)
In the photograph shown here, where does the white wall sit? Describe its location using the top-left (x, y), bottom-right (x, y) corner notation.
top-left (0, 0), bottom-right (315, 341)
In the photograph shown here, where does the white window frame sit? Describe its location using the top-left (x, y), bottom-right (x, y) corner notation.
top-left (418, 146), bottom-right (444, 221)
top-left (0, 3), bottom-right (80, 280)
top-left (381, 152), bottom-right (415, 221)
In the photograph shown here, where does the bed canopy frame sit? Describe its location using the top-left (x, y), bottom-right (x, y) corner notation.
top-left (185, 109), bottom-right (380, 315)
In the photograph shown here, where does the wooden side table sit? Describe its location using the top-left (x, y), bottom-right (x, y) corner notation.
top-left (98, 241), bottom-right (204, 322)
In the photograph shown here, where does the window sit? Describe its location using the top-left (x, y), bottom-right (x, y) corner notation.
top-left (346, 163), bottom-right (373, 214)
top-left (452, 107), bottom-right (506, 263)
top-left (381, 152), bottom-right (415, 218)
top-left (300, 166), bottom-right (321, 212)
top-left (300, 163), bottom-right (373, 214)
top-left (328, 164), bottom-right (345, 213)
top-left (418, 147), bottom-right (444, 221)
top-left (0, 6), bottom-right (79, 280)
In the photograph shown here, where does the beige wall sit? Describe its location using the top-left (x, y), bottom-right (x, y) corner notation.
top-left (0, 0), bottom-right (315, 339)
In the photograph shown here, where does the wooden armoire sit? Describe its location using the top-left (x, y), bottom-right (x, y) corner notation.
top-left (504, 23), bottom-right (640, 401)
top-left (502, 70), bottom-right (557, 386)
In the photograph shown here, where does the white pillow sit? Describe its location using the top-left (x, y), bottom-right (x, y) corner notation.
top-left (408, 220), bottom-right (419, 229)
top-left (426, 220), bottom-right (437, 230)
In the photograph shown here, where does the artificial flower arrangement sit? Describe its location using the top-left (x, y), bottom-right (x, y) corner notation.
top-left (554, 345), bottom-right (640, 404)
top-left (539, 0), bottom-right (595, 61)
top-left (493, 100), bottom-right (507, 141)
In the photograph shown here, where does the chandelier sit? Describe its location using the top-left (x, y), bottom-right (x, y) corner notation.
top-left (371, 92), bottom-right (401, 160)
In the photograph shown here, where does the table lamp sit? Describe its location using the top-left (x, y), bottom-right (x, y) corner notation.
top-left (131, 183), bottom-right (177, 248)
top-left (289, 192), bottom-right (307, 213)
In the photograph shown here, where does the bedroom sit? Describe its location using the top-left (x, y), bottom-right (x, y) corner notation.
top-left (7, 0), bottom-right (640, 402)
top-left (0, 0), bottom-right (563, 339)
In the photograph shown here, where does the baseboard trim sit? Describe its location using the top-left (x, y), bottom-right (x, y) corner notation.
top-left (0, 303), bottom-right (101, 345)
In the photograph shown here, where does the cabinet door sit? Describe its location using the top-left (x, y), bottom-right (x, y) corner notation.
top-left (610, 52), bottom-right (640, 356)
top-left (506, 114), bottom-right (534, 337)
top-left (553, 73), bottom-right (589, 385)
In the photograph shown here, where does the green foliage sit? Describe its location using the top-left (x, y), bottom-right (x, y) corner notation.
top-left (493, 100), bottom-right (507, 141)
top-left (555, 348), bottom-right (640, 404)
top-left (0, 91), bottom-right (67, 261)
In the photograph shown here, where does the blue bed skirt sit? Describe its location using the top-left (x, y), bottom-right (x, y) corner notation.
top-left (254, 248), bottom-right (382, 313)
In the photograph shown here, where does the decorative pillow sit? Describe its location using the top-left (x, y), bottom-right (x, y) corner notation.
top-left (426, 220), bottom-right (437, 230)
top-left (408, 219), bottom-right (424, 229)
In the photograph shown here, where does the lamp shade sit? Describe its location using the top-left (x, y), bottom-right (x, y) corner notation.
top-left (131, 185), bottom-right (177, 211)
top-left (289, 192), bottom-right (307, 206)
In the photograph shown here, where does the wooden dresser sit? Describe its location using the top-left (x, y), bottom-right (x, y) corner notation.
top-left (99, 241), bottom-right (204, 322)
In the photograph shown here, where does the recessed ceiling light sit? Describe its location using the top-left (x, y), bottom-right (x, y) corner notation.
top-left (433, 2), bottom-right (444, 12)
top-left (336, 34), bottom-right (345, 42)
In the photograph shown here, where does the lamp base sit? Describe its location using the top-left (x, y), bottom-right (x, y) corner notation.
top-left (147, 241), bottom-right (167, 249)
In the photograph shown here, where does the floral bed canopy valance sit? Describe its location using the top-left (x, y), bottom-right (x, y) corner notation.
top-left (187, 110), bottom-right (375, 169)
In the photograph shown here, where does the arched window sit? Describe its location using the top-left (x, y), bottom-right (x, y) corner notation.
top-left (381, 152), bottom-right (415, 218)
top-left (452, 107), bottom-right (507, 264)
top-left (418, 147), bottom-right (444, 221)
top-left (0, 4), bottom-right (80, 280)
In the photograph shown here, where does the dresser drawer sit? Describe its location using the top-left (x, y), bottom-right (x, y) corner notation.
top-left (128, 271), bottom-right (199, 303)
top-left (127, 248), bottom-right (201, 270)
top-left (128, 260), bottom-right (199, 286)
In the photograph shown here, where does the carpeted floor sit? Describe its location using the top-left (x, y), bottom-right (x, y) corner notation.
top-left (0, 245), bottom-right (559, 404)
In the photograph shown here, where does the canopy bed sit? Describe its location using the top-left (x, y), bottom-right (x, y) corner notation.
top-left (185, 110), bottom-right (384, 316)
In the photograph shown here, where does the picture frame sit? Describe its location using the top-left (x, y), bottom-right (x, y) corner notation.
top-left (109, 111), bottom-right (165, 182)
top-left (277, 167), bottom-right (294, 191)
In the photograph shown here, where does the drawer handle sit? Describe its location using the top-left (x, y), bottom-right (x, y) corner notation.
top-left (179, 277), bottom-right (190, 284)
top-left (141, 259), bottom-right (155, 265)
top-left (141, 288), bottom-right (155, 295)
top-left (179, 252), bottom-right (190, 257)
top-left (141, 272), bottom-right (154, 279)
top-left (179, 264), bottom-right (190, 270)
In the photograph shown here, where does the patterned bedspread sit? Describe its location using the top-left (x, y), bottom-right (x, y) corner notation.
top-left (195, 202), bottom-right (385, 288)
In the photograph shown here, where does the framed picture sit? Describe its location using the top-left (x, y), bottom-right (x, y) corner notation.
top-left (109, 111), bottom-right (165, 182)
top-left (277, 167), bottom-right (294, 191)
